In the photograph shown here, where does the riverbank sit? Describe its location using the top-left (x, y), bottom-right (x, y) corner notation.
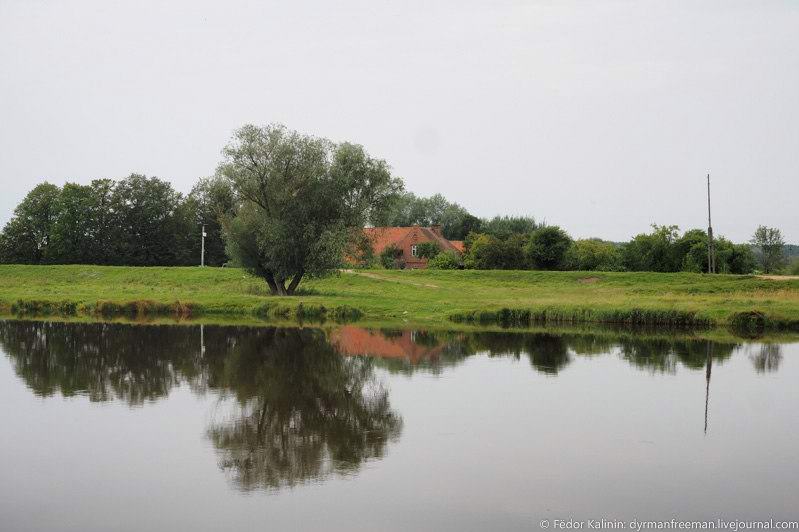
top-left (1, 265), bottom-right (797, 332)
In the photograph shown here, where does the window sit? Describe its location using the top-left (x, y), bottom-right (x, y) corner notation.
top-left (411, 245), bottom-right (418, 257)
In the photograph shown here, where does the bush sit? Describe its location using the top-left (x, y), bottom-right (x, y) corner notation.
top-left (525, 226), bottom-right (572, 270)
top-left (428, 250), bottom-right (461, 269)
top-left (463, 233), bottom-right (527, 269)
top-left (564, 239), bottom-right (622, 271)
top-left (416, 241), bottom-right (441, 259)
top-left (379, 244), bottom-right (404, 269)
top-left (621, 225), bottom-right (680, 272)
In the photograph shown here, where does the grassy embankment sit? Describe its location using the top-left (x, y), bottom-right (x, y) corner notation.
top-left (1, 264), bottom-right (798, 331)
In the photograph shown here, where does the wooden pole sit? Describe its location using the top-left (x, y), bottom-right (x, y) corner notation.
top-left (705, 341), bottom-right (712, 434)
top-left (707, 174), bottom-right (715, 274)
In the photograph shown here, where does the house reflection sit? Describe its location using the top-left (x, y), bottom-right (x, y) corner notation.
top-left (330, 326), bottom-right (448, 364)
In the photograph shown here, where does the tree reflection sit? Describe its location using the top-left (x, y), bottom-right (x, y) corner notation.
top-left (467, 332), bottom-right (572, 374)
top-left (203, 327), bottom-right (402, 491)
top-left (618, 337), bottom-right (736, 374)
top-left (0, 320), bottom-right (201, 404)
top-left (749, 344), bottom-right (782, 373)
top-left (0, 319), bottom-right (786, 488)
top-left (0, 321), bottom-right (403, 492)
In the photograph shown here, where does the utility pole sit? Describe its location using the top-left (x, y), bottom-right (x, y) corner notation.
top-left (706, 173), bottom-right (715, 274)
top-left (201, 224), bottom-right (206, 267)
top-left (704, 341), bottom-right (712, 435)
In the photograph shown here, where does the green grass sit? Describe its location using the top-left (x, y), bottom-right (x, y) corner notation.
top-left (0, 265), bottom-right (798, 331)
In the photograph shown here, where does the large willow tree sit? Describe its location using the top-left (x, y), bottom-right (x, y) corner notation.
top-left (219, 124), bottom-right (401, 295)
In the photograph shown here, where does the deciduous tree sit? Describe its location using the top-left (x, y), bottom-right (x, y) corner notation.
top-left (0, 183), bottom-right (60, 264)
top-left (219, 124), bottom-right (401, 295)
top-left (751, 225), bottom-right (786, 273)
top-left (525, 226), bottom-right (572, 270)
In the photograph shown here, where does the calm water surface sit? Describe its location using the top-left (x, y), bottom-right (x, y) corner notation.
top-left (0, 320), bottom-right (797, 531)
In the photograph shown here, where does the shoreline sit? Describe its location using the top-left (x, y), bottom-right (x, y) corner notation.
top-left (1, 264), bottom-right (798, 336)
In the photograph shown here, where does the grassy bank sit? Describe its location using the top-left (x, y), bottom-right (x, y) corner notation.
top-left (1, 265), bottom-right (798, 331)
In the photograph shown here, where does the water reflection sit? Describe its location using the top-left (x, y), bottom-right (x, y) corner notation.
top-left (329, 326), bottom-right (747, 377)
top-left (0, 320), bottom-right (201, 404)
top-left (204, 328), bottom-right (402, 491)
top-left (749, 343), bottom-right (782, 373)
top-left (0, 321), bottom-right (402, 491)
top-left (0, 319), bottom-right (788, 493)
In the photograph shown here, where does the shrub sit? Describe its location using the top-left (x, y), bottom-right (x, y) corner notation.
top-left (726, 242), bottom-right (757, 274)
top-left (564, 239), bottom-right (622, 271)
top-left (379, 244), bottom-right (404, 269)
top-left (428, 250), bottom-right (461, 269)
top-left (525, 226), bottom-right (572, 270)
top-left (621, 225), bottom-right (680, 272)
top-left (463, 233), bottom-right (527, 269)
top-left (416, 241), bottom-right (441, 259)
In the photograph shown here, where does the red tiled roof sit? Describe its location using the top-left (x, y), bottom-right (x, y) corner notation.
top-left (364, 226), bottom-right (462, 254)
top-left (363, 227), bottom-right (414, 255)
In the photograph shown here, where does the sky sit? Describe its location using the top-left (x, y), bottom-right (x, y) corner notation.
top-left (1, 0), bottom-right (797, 243)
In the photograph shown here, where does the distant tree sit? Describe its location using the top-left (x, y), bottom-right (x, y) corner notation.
top-left (48, 183), bottom-right (98, 263)
top-left (726, 242), bottom-right (757, 274)
top-left (110, 174), bottom-right (188, 266)
top-left (481, 216), bottom-right (538, 239)
top-left (463, 234), bottom-right (503, 269)
top-left (378, 191), bottom-right (477, 240)
top-left (183, 176), bottom-right (236, 266)
top-left (750, 225), bottom-right (786, 273)
top-left (619, 226), bottom-right (756, 274)
top-left (378, 191), bottom-right (436, 227)
top-left (709, 238), bottom-right (757, 275)
top-left (0, 183), bottom-right (61, 264)
top-left (621, 224), bottom-right (680, 272)
top-left (438, 202), bottom-right (474, 240)
top-left (674, 229), bottom-right (708, 272)
top-left (415, 241), bottom-right (441, 259)
top-left (525, 226), bottom-right (572, 270)
top-left (565, 239), bottom-right (622, 271)
top-left (464, 233), bottom-right (527, 269)
top-left (503, 233), bottom-right (530, 269)
top-left (220, 124), bottom-right (401, 294)
top-left (447, 213), bottom-right (482, 241)
top-left (83, 179), bottom-right (119, 264)
top-left (427, 250), bottom-right (461, 269)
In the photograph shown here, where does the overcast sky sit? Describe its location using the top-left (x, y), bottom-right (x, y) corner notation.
top-left (1, 0), bottom-right (797, 242)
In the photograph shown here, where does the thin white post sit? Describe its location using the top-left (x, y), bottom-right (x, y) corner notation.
top-left (201, 224), bottom-right (206, 267)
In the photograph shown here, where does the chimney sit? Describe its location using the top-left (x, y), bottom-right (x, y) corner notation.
top-left (430, 225), bottom-right (443, 236)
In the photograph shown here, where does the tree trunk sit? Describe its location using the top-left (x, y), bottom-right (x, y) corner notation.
top-left (264, 272), bottom-right (280, 295)
top-left (275, 276), bottom-right (288, 296)
top-left (286, 269), bottom-right (304, 295)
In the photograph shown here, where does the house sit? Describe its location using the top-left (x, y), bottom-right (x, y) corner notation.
top-left (364, 225), bottom-right (464, 269)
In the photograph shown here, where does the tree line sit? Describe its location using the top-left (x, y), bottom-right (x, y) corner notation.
top-left (367, 191), bottom-right (790, 274)
top-left (0, 174), bottom-right (233, 267)
top-left (0, 123), bottom-right (793, 294)
top-left (383, 222), bottom-right (786, 274)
